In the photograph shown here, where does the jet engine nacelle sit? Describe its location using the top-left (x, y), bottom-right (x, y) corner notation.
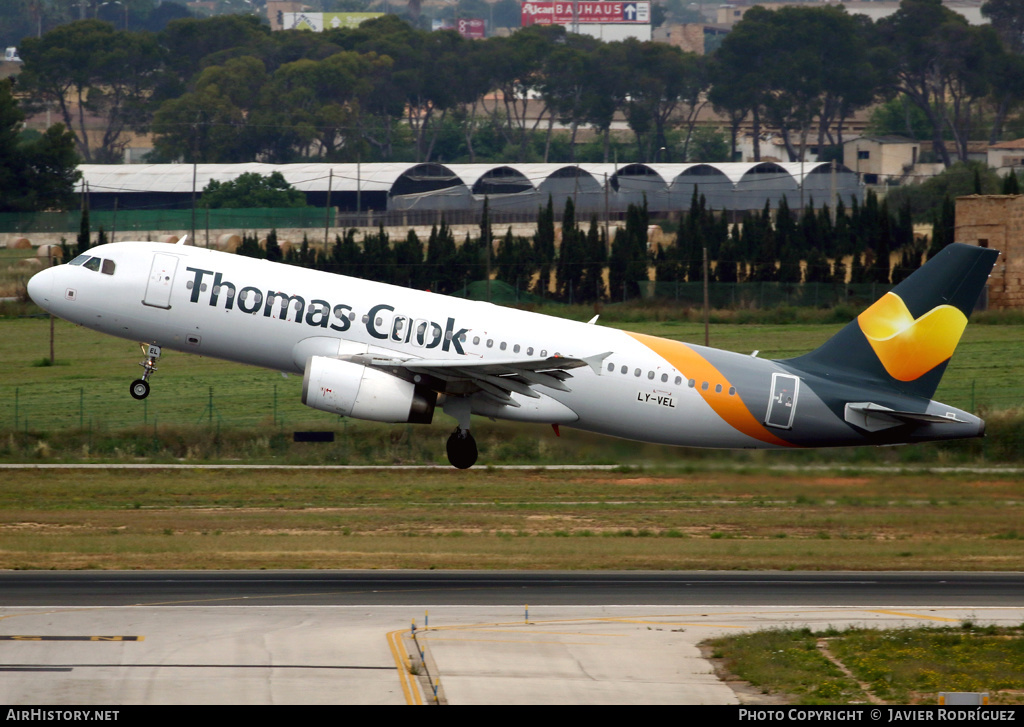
top-left (301, 356), bottom-right (436, 424)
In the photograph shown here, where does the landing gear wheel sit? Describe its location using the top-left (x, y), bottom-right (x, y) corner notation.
top-left (130, 379), bottom-right (150, 400)
top-left (446, 428), bottom-right (478, 469)
top-left (131, 343), bottom-right (161, 401)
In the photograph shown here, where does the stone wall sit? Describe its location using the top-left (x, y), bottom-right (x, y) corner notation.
top-left (955, 194), bottom-right (1024, 309)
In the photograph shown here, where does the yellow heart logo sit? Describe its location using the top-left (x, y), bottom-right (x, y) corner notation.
top-left (857, 293), bottom-right (968, 381)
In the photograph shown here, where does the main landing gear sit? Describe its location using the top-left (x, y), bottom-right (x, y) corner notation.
top-left (446, 427), bottom-right (478, 470)
top-left (130, 344), bottom-right (161, 400)
top-left (443, 395), bottom-right (477, 469)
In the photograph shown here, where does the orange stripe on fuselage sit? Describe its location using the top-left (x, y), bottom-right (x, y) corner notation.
top-left (627, 332), bottom-right (793, 448)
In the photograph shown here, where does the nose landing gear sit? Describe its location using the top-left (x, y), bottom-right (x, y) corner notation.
top-left (130, 344), bottom-right (161, 400)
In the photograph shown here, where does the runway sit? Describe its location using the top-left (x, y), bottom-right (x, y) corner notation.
top-left (1, 572), bottom-right (1021, 704)
top-left (0, 570), bottom-right (1021, 607)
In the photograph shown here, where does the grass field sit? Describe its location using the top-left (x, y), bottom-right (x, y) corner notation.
top-left (707, 624), bottom-right (1024, 705)
top-left (1, 467), bottom-right (1021, 570)
top-left (4, 310), bottom-right (1024, 441)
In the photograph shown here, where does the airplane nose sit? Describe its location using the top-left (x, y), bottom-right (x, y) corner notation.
top-left (27, 268), bottom-right (54, 308)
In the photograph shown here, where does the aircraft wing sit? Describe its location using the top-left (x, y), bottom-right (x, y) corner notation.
top-left (339, 351), bottom-right (612, 408)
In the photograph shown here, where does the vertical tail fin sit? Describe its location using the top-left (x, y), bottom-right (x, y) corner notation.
top-left (788, 243), bottom-right (999, 399)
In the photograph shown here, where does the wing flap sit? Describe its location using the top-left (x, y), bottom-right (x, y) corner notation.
top-left (343, 351), bottom-right (612, 406)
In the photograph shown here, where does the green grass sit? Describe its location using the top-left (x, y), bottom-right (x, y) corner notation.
top-left (0, 467), bottom-right (1022, 570)
top-left (4, 310), bottom-right (1024, 436)
top-left (706, 624), bottom-right (1024, 704)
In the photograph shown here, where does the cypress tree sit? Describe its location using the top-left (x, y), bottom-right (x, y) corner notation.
top-left (556, 198), bottom-right (584, 303)
top-left (1002, 172), bottom-right (1021, 195)
top-left (76, 195), bottom-right (91, 257)
top-left (265, 229), bottom-right (282, 262)
top-left (532, 196), bottom-right (556, 297)
top-left (580, 216), bottom-right (607, 302)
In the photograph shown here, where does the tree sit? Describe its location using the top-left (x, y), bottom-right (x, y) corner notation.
top-left (875, 0), bottom-right (1001, 167)
top-left (151, 55), bottom-right (269, 163)
top-left (580, 216), bottom-right (607, 302)
top-left (199, 171), bottom-right (306, 208)
top-left (425, 219), bottom-right (459, 294)
top-left (18, 20), bottom-right (162, 162)
top-left (708, 7), bottom-right (777, 162)
top-left (0, 79), bottom-right (80, 213)
top-left (609, 200), bottom-right (650, 301)
top-left (983, 0), bottom-right (1024, 142)
top-left (532, 196), bottom-right (556, 297)
top-left (393, 229), bottom-right (425, 289)
top-left (555, 198), bottom-right (585, 302)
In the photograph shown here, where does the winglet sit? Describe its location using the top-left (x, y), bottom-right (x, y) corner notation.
top-left (177, 235), bottom-right (188, 246)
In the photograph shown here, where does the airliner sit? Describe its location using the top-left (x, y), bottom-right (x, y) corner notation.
top-left (26, 238), bottom-right (997, 468)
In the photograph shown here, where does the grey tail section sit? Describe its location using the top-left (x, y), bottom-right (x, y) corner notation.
top-left (785, 243), bottom-right (999, 400)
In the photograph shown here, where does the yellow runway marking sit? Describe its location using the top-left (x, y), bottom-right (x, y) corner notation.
top-left (417, 636), bottom-right (609, 646)
top-left (387, 629), bottom-right (423, 706)
top-left (867, 610), bottom-right (959, 622)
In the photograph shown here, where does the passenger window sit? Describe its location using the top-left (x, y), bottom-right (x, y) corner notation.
top-left (83, 257), bottom-right (101, 272)
top-left (715, 384), bottom-right (723, 393)
top-left (647, 371), bottom-right (655, 380)
top-left (101, 259), bottom-right (115, 275)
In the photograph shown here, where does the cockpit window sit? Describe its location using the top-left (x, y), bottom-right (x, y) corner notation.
top-left (101, 259), bottom-right (115, 275)
top-left (83, 257), bottom-right (101, 272)
top-left (69, 254), bottom-right (90, 266)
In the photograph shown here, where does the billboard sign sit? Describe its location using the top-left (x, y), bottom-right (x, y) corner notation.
top-left (457, 18), bottom-right (487, 39)
top-left (282, 12), bottom-right (383, 31)
top-left (521, 2), bottom-right (650, 26)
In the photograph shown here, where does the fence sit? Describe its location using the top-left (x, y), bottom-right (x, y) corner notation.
top-left (6, 375), bottom-right (1023, 437)
top-left (0, 208), bottom-right (337, 237)
top-left (0, 206), bottom-right (629, 237)
top-left (642, 281), bottom-right (897, 309)
top-left (5, 378), bottom-right (334, 434)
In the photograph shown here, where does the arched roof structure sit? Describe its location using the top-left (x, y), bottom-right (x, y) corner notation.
top-left (77, 161), bottom-right (862, 214)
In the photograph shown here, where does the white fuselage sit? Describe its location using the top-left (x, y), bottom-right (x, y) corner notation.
top-left (27, 240), bottom-right (805, 449)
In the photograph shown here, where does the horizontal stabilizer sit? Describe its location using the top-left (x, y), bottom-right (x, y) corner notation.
top-left (845, 402), bottom-right (965, 432)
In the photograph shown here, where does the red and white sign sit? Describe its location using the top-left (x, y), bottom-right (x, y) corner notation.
top-left (521, 1), bottom-right (650, 26)
top-left (457, 18), bottom-right (487, 39)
